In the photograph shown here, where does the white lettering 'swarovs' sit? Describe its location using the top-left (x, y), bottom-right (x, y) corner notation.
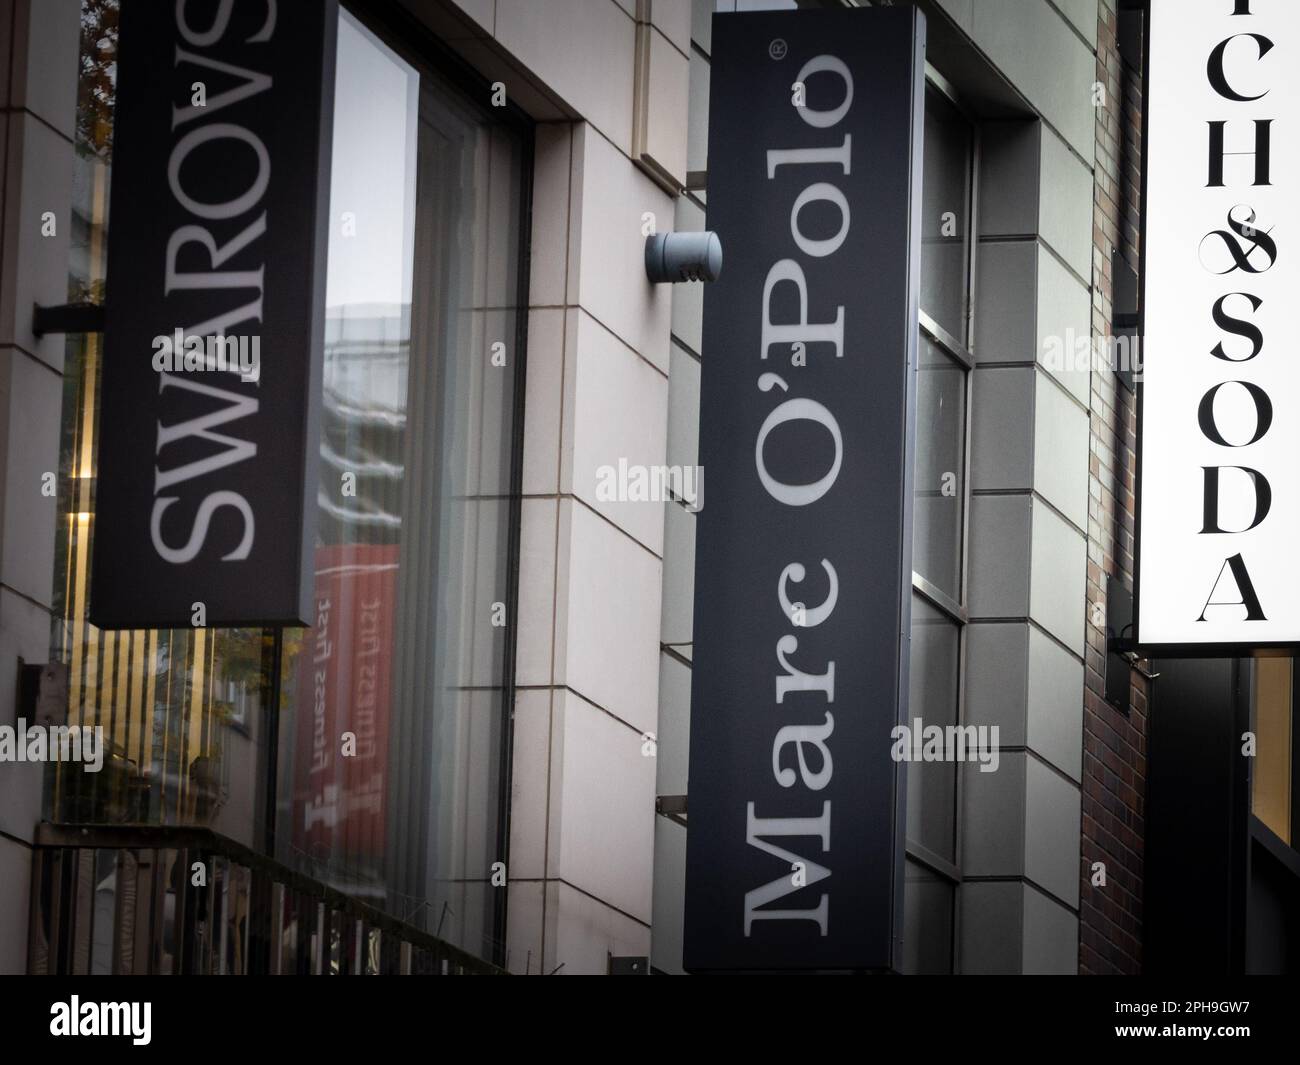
top-left (150, 2), bottom-right (277, 565)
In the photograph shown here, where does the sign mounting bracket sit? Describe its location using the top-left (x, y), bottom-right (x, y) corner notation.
top-left (32, 302), bottom-right (106, 338)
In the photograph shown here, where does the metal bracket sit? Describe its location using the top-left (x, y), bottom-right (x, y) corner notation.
top-left (1121, 649), bottom-right (1160, 683)
top-left (1111, 251), bottom-right (1140, 392)
top-left (1104, 576), bottom-right (1159, 714)
top-left (655, 794), bottom-right (687, 828)
top-left (16, 659), bottom-right (68, 728)
top-left (32, 302), bottom-right (106, 338)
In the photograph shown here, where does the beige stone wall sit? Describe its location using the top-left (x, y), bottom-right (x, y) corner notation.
top-left (0, 0), bottom-right (81, 975)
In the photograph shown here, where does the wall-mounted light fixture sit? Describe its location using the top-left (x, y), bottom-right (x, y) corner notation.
top-left (645, 231), bottom-right (722, 284)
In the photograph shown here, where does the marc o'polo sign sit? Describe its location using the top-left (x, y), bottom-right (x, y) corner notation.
top-left (1138, 0), bottom-right (1300, 649)
top-left (92, 0), bottom-right (337, 629)
top-left (684, 8), bottom-right (924, 971)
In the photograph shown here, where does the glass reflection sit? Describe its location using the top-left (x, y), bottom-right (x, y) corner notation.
top-left (912, 337), bottom-right (966, 598)
top-left (53, 2), bottom-right (525, 968)
top-left (920, 86), bottom-right (973, 345)
top-left (907, 596), bottom-right (960, 861)
top-left (275, 11), bottom-right (524, 963)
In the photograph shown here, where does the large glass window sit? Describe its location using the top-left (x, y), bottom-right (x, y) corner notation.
top-left (904, 73), bottom-right (976, 976)
top-left (52, 1), bottom-right (528, 967)
top-left (913, 334), bottom-right (967, 598)
top-left (908, 599), bottom-right (960, 862)
top-left (920, 88), bottom-right (974, 346)
top-left (274, 10), bottom-right (527, 960)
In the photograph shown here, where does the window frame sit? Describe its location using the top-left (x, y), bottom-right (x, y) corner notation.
top-left (338, 0), bottom-right (535, 968)
top-left (904, 61), bottom-right (980, 974)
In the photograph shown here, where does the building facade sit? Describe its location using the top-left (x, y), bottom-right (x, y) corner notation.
top-left (0, 0), bottom-right (1295, 975)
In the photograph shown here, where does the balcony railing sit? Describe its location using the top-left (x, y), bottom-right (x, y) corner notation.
top-left (28, 824), bottom-right (502, 975)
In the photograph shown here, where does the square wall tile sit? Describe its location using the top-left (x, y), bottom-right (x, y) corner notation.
top-left (565, 310), bottom-right (669, 554)
top-left (969, 0), bottom-right (1096, 163)
top-left (544, 875), bottom-right (651, 974)
top-left (1039, 126), bottom-right (1094, 282)
top-left (655, 650), bottom-right (690, 795)
top-left (557, 499), bottom-right (662, 733)
top-left (569, 123), bottom-right (674, 370)
top-left (650, 816), bottom-right (687, 973)
top-left (0, 350), bottom-right (60, 606)
top-left (976, 242), bottom-right (1092, 408)
top-left (505, 879), bottom-right (544, 974)
top-left (1025, 625), bottom-right (1084, 782)
top-left (971, 366), bottom-right (1034, 491)
top-left (529, 123), bottom-right (573, 308)
top-left (10, 0), bottom-right (79, 139)
top-left (1054, 0), bottom-right (1098, 46)
top-left (968, 493), bottom-right (1031, 619)
top-left (687, 44), bottom-right (709, 177)
top-left (633, 23), bottom-right (690, 189)
top-left (549, 688), bottom-right (657, 921)
top-left (974, 239), bottom-right (1037, 365)
top-left (509, 688), bottom-right (553, 879)
top-left (1032, 369), bottom-right (1089, 532)
top-left (522, 308), bottom-right (565, 495)
top-left (495, 0), bottom-right (636, 154)
top-left (961, 751), bottom-right (1026, 879)
top-left (959, 880), bottom-right (1022, 974)
top-left (659, 499), bottom-right (694, 652)
top-left (515, 498), bottom-right (558, 686)
top-left (648, 0), bottom-right (692, 56)
top-left (963, 621), bottom-right (1029, 743)
top-left (666, 339), bottom-right (699, 472)
top-left (1028, 498), bottom-right (1087, 655)
top-left (960, 880), bottom-right (1079, 974)
top-left (1024, 755), bottom-right (1081, 907)
top-left (978, 121), bottom-right (1092, 286)
top-left (977, 121), bottom-right (1040, 239)
top-left (1021, 882), bottom-right (1079, 974)
top-left (690, 0), bottom-right (712, 54)
top-left (0, 115), bottom-right (73, 371)
top-left (1035, 246), bottom-right (1092, 406)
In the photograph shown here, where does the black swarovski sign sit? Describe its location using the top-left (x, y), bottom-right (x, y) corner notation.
top-left (92, 0), bottom-right (337, 629)
top-left (683, 8), bottom-right (925, 971)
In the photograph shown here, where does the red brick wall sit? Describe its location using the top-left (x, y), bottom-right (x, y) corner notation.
top-left (1080, 0), bottom-right (1149, 976)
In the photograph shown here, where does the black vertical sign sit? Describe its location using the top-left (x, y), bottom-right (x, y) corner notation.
top-left (684, 7), bottom-right (925, 972)
top-left (91, 0), bottom-right (337, 629)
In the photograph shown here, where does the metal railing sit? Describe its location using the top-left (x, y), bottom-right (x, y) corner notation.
top-left (28, 824), bottom-right (502, 975)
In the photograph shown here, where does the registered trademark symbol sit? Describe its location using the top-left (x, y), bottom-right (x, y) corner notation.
top-left (769, 38), bottom-right (787, 60)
